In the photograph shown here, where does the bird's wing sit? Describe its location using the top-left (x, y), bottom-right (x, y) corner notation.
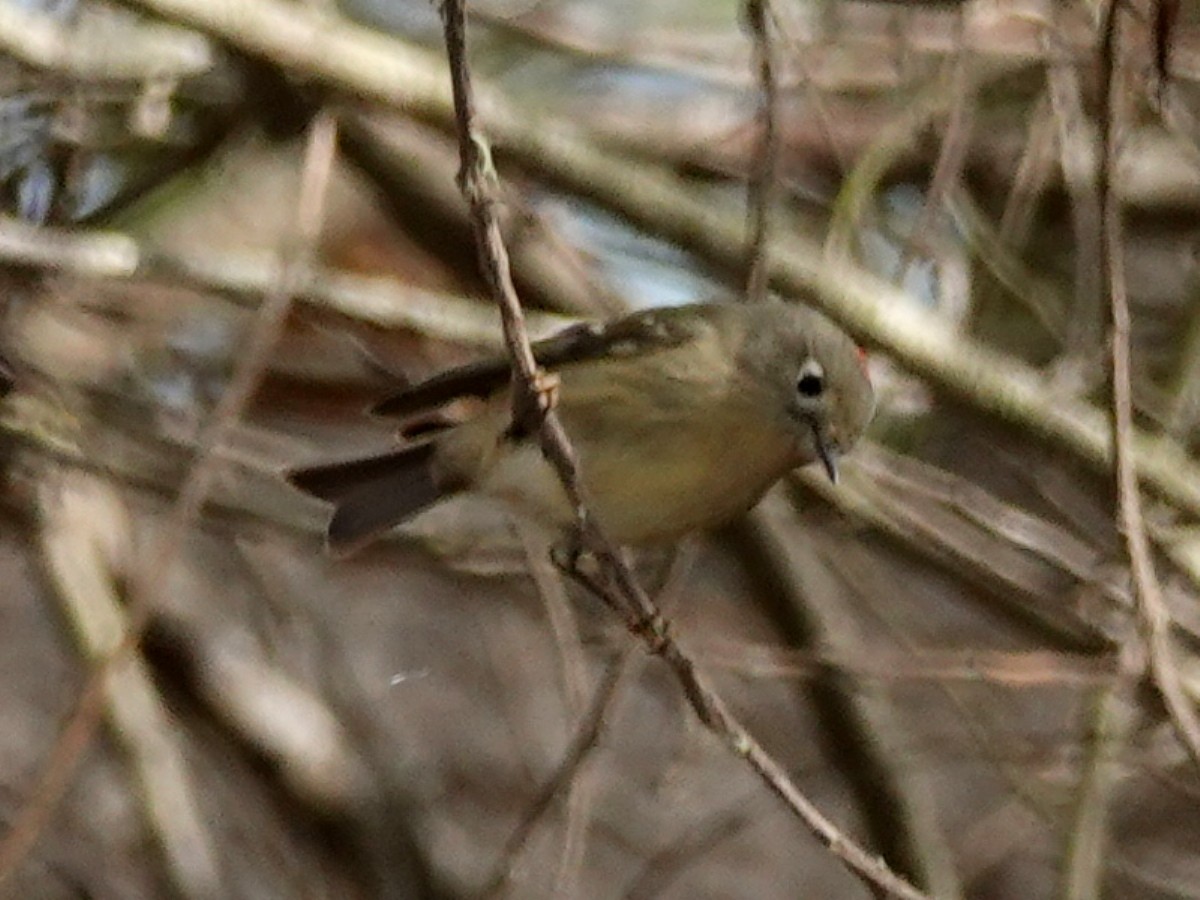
top-left (370, 305), bottom-right (712, 419)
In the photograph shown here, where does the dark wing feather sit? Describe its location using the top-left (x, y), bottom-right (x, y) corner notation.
top-left (370, 306), bottom-right (706, 419)
top-left (370, 356), bottom-right (513, 418)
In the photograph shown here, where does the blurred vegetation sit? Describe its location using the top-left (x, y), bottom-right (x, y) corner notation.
top-left (2, 1), bottom-right (1200, 898)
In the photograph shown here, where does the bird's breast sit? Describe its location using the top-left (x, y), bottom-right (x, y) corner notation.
top-left (573, 411), bottom-right (798, 543)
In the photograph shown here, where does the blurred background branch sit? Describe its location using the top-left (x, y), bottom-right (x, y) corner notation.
top-left (0, 0), bottom-right (1199, 898)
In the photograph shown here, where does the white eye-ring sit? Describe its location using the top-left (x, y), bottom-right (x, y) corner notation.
top-left (796, 359), bottom-right (825, 398)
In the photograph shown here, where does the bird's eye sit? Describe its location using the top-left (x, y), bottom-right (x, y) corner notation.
top-left (796, 361), bottom-right (825, 398)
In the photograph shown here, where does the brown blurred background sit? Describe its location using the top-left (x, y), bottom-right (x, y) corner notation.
top-left (2, 0), bottom-right (1200, 898)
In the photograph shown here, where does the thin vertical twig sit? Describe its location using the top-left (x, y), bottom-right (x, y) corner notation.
top-left (896, 8), bottom-right (973, 287)
top-left (1044, 13), bottom-right (1104, 372)
top-left (998, 92), bottom-right (1056, 250)
top-left (1098, 1), bottom-right (1200, 777)
top-left (0, 110), bottom-right (340, 886)
top-left (747, 496), bottom-right (965, 900)
top-left (1060, 652), bottom-right (1139, 900)
top-left (513, 521), bottom-right (594, 898)
top-left (743, 0), bottom-right (780, 304)
top-left (477, 657), bottom-right (630, 899)
top-left (1152, 0), bottom-right (1179, 104)
top-left (624, 807), bottom-right (753, 900)
top-left (480, 544), bottom-right (696, 897)
top-left (768, 2), bottom-right (849, 176)
top-left (436, 3), bottom-right (931, 897)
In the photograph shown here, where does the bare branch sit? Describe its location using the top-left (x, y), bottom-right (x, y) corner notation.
top-left (742, 0), bottom-right (780, 304)
top-left (0, 2), bottom-right (211, 77)
top-left (1099, 0), bottom-right (1200, 776)
top-left (1044, 12), bottom-right (1104, 372)
top-left (999, 92), bottom-right (1057, 249)
top-left (38, 474), bottom-right (224, 898)
top-left (1060, 656), bottom-right (1139, 900)
top-left (513, 521), bottom-right (595, 898)
top-left (747, 494), bottom-right (965, 899)
top-left (0, 110), bottom-right (340, 886)
top-left (436, 3), bottom-right (930, 897)
top-left (896, 9), bottom-right (974, 287)
top-left (477, 658), bottom-right (629, 899)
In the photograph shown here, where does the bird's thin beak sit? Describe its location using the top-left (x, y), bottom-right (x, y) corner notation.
top-left (814, 430), bottom-right (839, 484)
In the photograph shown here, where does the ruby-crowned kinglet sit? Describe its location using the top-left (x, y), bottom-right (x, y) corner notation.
top-left (288, 300), bottom-right (874, 554)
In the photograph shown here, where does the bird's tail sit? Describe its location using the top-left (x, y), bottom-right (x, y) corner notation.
top-left (287, 443), bottom-right (447, 555)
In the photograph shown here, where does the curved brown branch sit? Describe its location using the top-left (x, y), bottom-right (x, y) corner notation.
top-left (1099, 1), bottom-right (1200, 776)
top-left (437, 2), bottom-right (930, 898)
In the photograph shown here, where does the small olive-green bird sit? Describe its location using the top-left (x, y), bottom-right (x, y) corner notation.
top-left (287, 300), bottom-right (874, 554)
